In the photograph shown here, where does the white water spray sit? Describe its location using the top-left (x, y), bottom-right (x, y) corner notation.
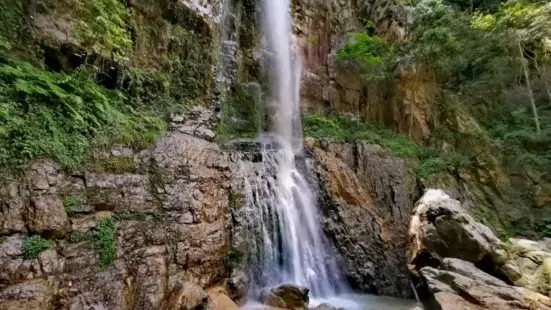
top-left (239, 0), bottom-right (345, 297)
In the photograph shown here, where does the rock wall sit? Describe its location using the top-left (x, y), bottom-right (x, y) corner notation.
top-left (307, 139), bottom-right (419, 297)
top-left (0, 107), bottom-right (233, 309)
top-left (293, 0), bottom-right (438, 141)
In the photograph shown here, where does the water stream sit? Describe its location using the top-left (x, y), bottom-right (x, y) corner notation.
top-left (227, 0), bottom-right (417, 308)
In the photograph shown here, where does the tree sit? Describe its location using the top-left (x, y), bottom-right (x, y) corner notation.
top-left (472, 1), bottom-right (551, 133)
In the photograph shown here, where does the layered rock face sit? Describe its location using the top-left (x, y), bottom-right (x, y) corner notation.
top-left (0, 107), bottom-right (234, 309)
top-left (409, 189), bottom-right (551, 310)
top-left (307, 139), bottom-right (418, 297)
top-left (294, 0), bottom-right (437, 141)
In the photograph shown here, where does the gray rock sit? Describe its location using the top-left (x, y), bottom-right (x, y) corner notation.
top-left (408, 189), bottom-right (505, 273)
top-left (420, 261), bottom-right (551, 310)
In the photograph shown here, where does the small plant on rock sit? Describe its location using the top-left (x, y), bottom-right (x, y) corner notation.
top-left (24, 235), bottom-right (52, 259)
top-left (95, 218), bottom-right (116, 268)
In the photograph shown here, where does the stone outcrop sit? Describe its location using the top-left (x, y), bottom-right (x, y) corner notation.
top-left (408, 189), bottom-right (507, 274)
top-left (308, 140), bottom-right (416, 297)
top-left (0, 107), bottom-right (232, 309)
top-left (421, 258), bottom-right (551, 310)
top-left (409, 190), bottom-right (551, 309)
top-left (294, 0), bottom-right (438, 142)
top-left (260, 284), bottom-right (310, 310)
top-left (507, 238), bottom-right (551, 298)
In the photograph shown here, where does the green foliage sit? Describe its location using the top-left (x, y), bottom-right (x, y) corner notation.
top-left (63, 196), bottom-right (87, 214)
top-left (337, 32), bottom-right (395, 81)
top-left (537, 217), bottom-right (551, 238)
top-left (23, 235), bottom-right (52, 259)
top-left (0, 59), bottom-right (165, 170)
top-left (86, 156), bottom-right (138, 174)
top-left (303, 112), bottom-right (423, 158)
top-left (69, 232), bottom-right (94, 243)
top-left (94, 218), bottom-right (116, 268)
top-left (216, 84), bottom-right (262, 142)
top-left (76, 0), bottom-right (132, 62)
top-left (416, 154), bottom-right (473, 179)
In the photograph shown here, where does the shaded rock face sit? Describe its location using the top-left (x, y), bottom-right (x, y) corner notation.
top-left (294, 0), bottom-right (437, 141)
top-left (260, 284), bottom-right (310, 310)
top-left (408, 189), bottom-right (507, 275)
top-left (307, 140), bottom-right (417, 297)
top-left (0, 107), bottom-right (232, 310)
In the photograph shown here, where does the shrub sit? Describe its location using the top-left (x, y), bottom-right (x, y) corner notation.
top-left (302, 112), bottom-right (422, 158)
top-left (0, 59), bottom-right (165, 170)
top-left (94, 218), bottom-right (116, 268)
top-left (23, 235), bottom-right (52, 259)
top-left (63, 196), bottom-right (86, 214)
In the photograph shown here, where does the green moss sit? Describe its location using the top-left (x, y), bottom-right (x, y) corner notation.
top-left (229, 192), bottom-right (243, 211)
top-left (63, 196), bottom-right (87, 214)
top-left (69, 232), bottom-right (94, 243)
top-left (86, 157), bottom-right (137, 174)
top-left (23, 235), bottom-right (52, 259)
top-left (94, 218), bottom-right (116, 268)
top-left (216, 84), bottom-right (263, 142)
top-left (116, 211), bottom-right (164, 222)
top-left (303, 112), bottom-right (423, 158)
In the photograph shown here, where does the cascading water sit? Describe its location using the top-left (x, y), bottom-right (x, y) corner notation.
top-left (237, 0), bottom-right (345, 298)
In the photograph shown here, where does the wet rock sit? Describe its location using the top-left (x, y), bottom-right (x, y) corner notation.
top-left (309, 144), bottom-right (413, 297)
top-left (309, 303), bottom-right (344, 310)
top-left (260, 284), bottom-right (310, 309)
top-left (228, 268), bottom-right (250, 300)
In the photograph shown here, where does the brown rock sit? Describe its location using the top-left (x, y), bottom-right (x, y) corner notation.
top-left (260, 284), bottom-right (309, 310)
top-left (26, 195), bottom-right (69, 237)
top-left (310, 144), bottom-right (413, 297)
top-left (208, 290), bottom-right (239, 310)
top-left (160, 281), bottom-right (209, 310)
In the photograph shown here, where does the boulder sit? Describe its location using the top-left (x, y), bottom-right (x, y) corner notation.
top-left (420, 258), bottom-right (551, 310)
top-left (408, 189), bottom-right (507, 275)
top-left (207, 287), bottom-right (239, 310)
top-left (159, 281), bottom-right (209, 310)
top-left (260, 284), bottom-right (309, 309)
top-left (228, 268), bottom-right (250, 300)
top-left (507, 238), bottom-right (551, 298)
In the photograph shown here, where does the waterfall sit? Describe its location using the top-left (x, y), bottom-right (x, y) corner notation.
top-left (232, 0), bottom-right (345, 298)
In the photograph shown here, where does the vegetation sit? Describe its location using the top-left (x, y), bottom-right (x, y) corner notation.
top-left (76, 0), bottom-right (132, 63)
top-left (303, 112), bottom-right (423, 158)
top-left (336, 22), bottom-right (396, 81)
top-left (94, 218), bottom-right (116, 268)
top-left (63, 196), bottom-right (87, 214)
top-left (24, 235), bottom-right (52, 259)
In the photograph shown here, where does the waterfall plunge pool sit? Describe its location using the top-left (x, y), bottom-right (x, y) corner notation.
top-left (242, 293), bottom-right (418, 309)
